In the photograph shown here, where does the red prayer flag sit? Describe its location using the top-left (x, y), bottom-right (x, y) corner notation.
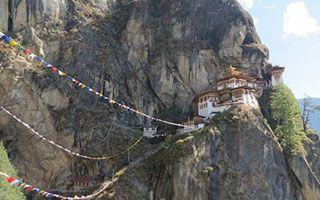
top-left (51, 67), bottom-right (59, 73)
top-left (25, 186), bottom-right (33, 192)
top-left (23, 49), bottom-right (31, 55)
top-left (6, 177), bottom-right (15, 183)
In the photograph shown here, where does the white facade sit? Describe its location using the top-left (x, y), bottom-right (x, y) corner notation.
top-left (198, 100), bottom-right (232, 119)
top-left (198, 100), bottom-right (213, 119)
top-left (241, 93), bottom-right (259, 107)
top-left (177, 123), bottom-right (205, 135)
top-left (197, 88), bottom-right (259, 119)
top-left (217, 78), bottom-right (250, 91)
top-left (143, 126), bottom-right (157, 138)
top-left (212, 104), bottom-right (231, 114)
top-left (271, 74), bottom-right (283, 86)
top-left (177, 125), bottom-right (196, 134)
top-left (193, 66), bottom-right (265, 130)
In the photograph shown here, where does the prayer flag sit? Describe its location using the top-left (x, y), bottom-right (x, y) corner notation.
top-left (33, 188), bottom-right (40, 193)
top-left (9, 40), bottom-right (18, 47)
top-left (6, 177), bottom-right (14, 183)
top-left (23, 49), bottom-right (32, 55)
top-left (29, 53), bottom-right (36, 60)
top-left (17, 45), bottom-right (24, 51)
top-left (25, 186), bottom-right (33, 192)
top-left (35, 56), bottom-right (43, 62)
top-left (58, 70), bottom-right (67, 77)
top-left (51, 67), bottom-right (59, 73)
top-left (4, 35), bottom-right (11, 43)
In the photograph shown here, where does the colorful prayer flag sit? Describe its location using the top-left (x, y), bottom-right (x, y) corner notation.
top-left (6, 177), bottom-right (14, 183)
top-left (51, 67), bottom-right (59, 73)
top-left (23, 49), bottom-right (32, 55)
top-left (9, 40), bottom-right (18, 47)
top-left (4, 35), bottom-right (11, 43)
top-left (58, 70), bottom-right (67, 77)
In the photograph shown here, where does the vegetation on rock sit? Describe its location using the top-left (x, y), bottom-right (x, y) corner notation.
top-left (271, 84), bottom-right (305, 155)
top-left (0, 142), bottom-right (25, 200)
top-left (299, 97), bottom-right (320, 133)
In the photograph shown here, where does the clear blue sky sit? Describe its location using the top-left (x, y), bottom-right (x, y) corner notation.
top-left (239, 0), bottom-right (320, 98)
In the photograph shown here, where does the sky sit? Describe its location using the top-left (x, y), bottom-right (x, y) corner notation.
top-left (238, 0), bottom-right (320, 98)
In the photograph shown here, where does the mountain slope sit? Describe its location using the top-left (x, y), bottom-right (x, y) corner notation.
top-left (0, 0), bottom-right (268, 190)
top-left (0, 0), bottom-right (319, 199)
top-left (100, 106), bottom-right (320, 200)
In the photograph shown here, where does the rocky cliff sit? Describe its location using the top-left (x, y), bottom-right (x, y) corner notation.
top-left (101, 106), bottom-right (320, 200)
top-left (0, 0), bottom-right (319, 199)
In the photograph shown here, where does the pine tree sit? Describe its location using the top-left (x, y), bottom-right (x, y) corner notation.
top-left (0, 142), bottom-right (25, 200)
top-left (271, 84), bottom-right (304, 155)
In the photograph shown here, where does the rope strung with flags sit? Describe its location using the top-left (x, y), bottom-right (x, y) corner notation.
top-left (0, 169), bottom-right (125, 200)
top-left (0, 32), bottom-right (189, 128)
top-left (0, 106), bottom-right (143, 160)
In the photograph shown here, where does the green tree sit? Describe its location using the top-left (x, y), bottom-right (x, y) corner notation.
top-left (301, 96), bottom-right (320, 132)
top-left (0, 142), bottom-right (25, 200)
top-left (271, 84), bottom-right (304, 155)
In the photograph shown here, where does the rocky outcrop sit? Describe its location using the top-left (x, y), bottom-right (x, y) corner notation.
top-left (289, 156), bottom-right (320, 200)
top-left (105, 107), bottom-right (307, 199)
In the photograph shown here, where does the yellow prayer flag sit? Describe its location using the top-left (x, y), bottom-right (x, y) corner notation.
top-left (58, 70), bottom-right (66, 77)
top-left (9, 40), bottom-right (18, 47)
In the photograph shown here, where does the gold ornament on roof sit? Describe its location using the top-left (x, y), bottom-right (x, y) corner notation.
top-left (226, 65), bottom-right (241, 76)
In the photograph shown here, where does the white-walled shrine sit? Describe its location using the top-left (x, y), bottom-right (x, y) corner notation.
top-left (177, 65), bottom-right (285, 134)
top-left (195, 66), bottom-right (259, 119)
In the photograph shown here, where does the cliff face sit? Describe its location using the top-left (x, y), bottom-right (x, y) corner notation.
top-left (107, 107), bottom-right (320, 200)
top-left (1, 0), bottom-right (269, 108)
top-left (0, 0), bottom-right (319, 199)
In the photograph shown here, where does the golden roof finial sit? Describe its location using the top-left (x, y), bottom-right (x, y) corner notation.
top-left (226, 64), bottom-right (240, 76)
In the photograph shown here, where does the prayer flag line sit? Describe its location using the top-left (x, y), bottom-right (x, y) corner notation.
top-left (0, 170), bottom-right (123, 200)
top-left (0, 32), bottom-right (190, 128)
top-left (0, 106), bottom-right (143, 161)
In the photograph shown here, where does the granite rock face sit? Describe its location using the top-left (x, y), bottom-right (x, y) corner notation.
top-left (1, 0), bottom-right (319, 199)
top-left (107, 107), bottom-right (320, 200)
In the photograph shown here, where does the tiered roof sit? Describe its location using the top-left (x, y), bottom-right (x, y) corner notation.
top-left (194, 66), bottom-right (255, 102)
top-left (217, 66), bottom-right (252, 82)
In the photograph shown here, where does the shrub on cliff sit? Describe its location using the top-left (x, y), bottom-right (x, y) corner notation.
top-left (271, 84), bottom-right (304, 155)
top-left (0, 142), bottom-right (25, 199)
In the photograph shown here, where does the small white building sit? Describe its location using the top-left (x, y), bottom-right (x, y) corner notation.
top-left (269, 66), bottom-right (285, 86)
top-left (177, 116), bottom-right (206, 134)
top-left (143, 125), bottom-right (158, 138)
